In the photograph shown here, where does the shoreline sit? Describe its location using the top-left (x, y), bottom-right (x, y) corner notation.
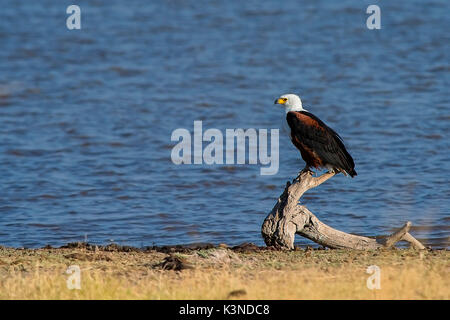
top-left (2, 239), bottom-right (445, 252)
top-left (1, 241), bottom-right (275, 253)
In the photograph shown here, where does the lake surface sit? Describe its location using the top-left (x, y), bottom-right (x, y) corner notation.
top-left (0, 0), bottom-right (448, 248)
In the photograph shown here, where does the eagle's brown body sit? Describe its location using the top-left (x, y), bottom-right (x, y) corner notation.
top-left (286, 110), bottom-right (357, 177)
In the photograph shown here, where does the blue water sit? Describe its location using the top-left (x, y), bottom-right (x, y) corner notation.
top-left (0, 0), bottom-right (448, 248)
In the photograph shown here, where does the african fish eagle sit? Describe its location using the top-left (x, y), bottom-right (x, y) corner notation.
top-left (275, 93), bottom-right (357, 177)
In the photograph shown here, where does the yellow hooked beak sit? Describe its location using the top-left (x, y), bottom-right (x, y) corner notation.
top-left (274, 98), bottom-right (287, 105)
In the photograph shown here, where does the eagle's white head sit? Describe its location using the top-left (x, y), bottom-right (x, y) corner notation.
top-left (274, 93), bottom-right (304, 113)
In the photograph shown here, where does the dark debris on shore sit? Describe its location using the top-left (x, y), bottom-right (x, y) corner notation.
top-left (6, 241), bottom-right (442, 254)
top-left (51, 241), bottom-right (287, 253)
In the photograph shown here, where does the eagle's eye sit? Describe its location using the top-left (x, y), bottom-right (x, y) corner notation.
top-left (282, 98), bottom-right (288, 102)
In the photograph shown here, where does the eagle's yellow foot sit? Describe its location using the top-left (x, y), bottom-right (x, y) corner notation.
top-left (296, 168), bottom-right (314, 180)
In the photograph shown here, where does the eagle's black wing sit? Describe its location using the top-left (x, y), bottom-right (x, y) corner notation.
top-left (286, 111), bottom-right (357, 177)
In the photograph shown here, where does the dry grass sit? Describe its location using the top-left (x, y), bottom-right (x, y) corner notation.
top-left (0, 246), bottom-right (448, 300)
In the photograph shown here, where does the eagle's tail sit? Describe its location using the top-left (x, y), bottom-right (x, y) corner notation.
top-left (347, 168), bottom-right (357, 178)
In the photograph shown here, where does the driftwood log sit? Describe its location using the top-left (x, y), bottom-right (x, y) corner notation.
top-left (262, 171), bottom-right (425, 250)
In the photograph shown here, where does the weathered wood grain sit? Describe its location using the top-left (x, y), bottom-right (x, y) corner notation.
top-left (262, 171), bottom-right (425, 250)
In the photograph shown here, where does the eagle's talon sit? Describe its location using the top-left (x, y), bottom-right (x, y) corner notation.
top-left (298, 168), bottom-right (314, 177)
